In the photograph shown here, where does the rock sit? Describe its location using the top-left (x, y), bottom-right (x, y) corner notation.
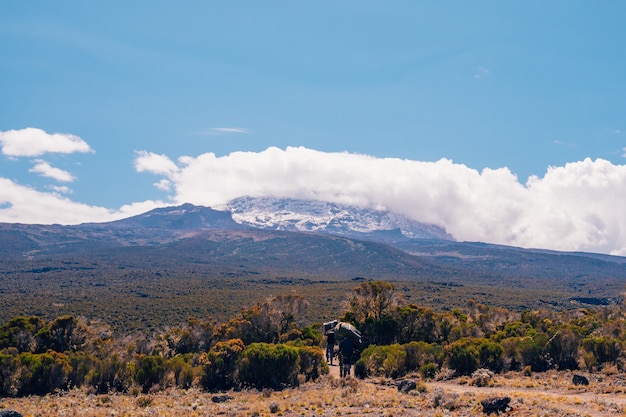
top-left (0, 411), bottom-right (24, 417)
top-left (572, 374), bottom-right (589, 386)
top-left (481, 396), bottom-right (511, 415)
top-left (212, 394), bottom-right (234, 403)
top-left (397, 379), bottom-right (417, 393)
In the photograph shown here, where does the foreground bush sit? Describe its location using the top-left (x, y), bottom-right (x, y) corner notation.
top-left (134, 355), bottom-right (168, 393)
top-left (200, 338), bottom-right (245, 392)
top-left (358, 344), bottom-right (406, 378)
top-left (0, 351), bottom-right (72, 396)
top-left (295, 346), bottom-right (326, 381)
top-left (445, 338), bottom-right (480, 376)
top-left (238, 343), bottom-right (300, 390)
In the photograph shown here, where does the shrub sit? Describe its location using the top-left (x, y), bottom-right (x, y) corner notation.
top-left (403, 341), bottom-right (444, 373)
top-left (500, 334), bottom-right (550, 372)
top-left (299, 326), bottom-right (322, 346)
top-left (169, 354), bottom-right (195, 389)
top-left (354, 359), bottom-right (367, 379)
top-left (0, 351), bottom-right (20, 396)
top-left (17, 351), bottom-right (72, 396)
top-left (67, 352), bottom-right (96, 388)
top-left (35, 315), bottom-right (86, 353)
top-left (546, 328), bottom-right (579, 370)
top-left (419, 362), bottom-right (438, 379)
top-left (581, 336), bottom-right (621, 368)
top-left (0, 316), bottom-right (45, 353)
top-left (134, 355), bottom-right (168, 393)
top-left (297, 346), bottom-right (325, 382)
top-left (237, 343), bottom-right (299, 390)
top-left (445, 338), bottom-right (479, 376)
top-left (478, 340), bottom-right (504, 372)
top-left (89, 354), bottom-right (130, 393)
top-left (359, 344), bottom-right (407, 378)
top-left (200, 338), bottom-right (244, 392)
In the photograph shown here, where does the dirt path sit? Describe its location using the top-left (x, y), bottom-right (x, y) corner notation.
top-left (426, 378), bottom-right (626, 417)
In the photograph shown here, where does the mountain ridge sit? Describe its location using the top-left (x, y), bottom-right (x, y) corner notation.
top-left (0, 198), bottom-right (624, 288)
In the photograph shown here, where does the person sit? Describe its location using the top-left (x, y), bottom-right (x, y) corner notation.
top-left (326, 330), bottom-right (336, 365)
top-left (339, 336), bottom-right (354, 377)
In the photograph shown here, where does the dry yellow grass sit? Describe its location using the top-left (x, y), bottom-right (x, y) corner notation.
top-left (2, 371), bottom-right (626, 417)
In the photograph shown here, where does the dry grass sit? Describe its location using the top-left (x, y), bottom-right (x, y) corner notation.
top-left (3, 371), bottom-right (626, 417)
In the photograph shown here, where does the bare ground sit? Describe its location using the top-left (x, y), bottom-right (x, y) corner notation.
top-left (2, 370), bottom-right (626, 416)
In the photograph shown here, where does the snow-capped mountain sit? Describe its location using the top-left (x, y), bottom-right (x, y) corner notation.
top-left (226, 196), bottom-right (453, 241)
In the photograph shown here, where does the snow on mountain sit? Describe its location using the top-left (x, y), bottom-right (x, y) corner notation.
top-left (226, 196), bottom-right (453, 240)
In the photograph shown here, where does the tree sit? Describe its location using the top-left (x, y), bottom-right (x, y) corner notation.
top-left (217, 295), bottom-right (308, 344)
top-left (266, 294), bottom-right (308, 336)
top-left (346, 281), bottom-right (400, 325)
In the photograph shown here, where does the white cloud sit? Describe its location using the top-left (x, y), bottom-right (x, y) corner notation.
top-left (135, 146), bottom-right (626, 256)
top-left (195, 127), bottom-right (249, 135)
top-left (0, 177), bottom-right (165, 225)
top-left (134, 151), bottom-right (180, 176)
top-left (0, 128), bottom-right (93, 157)
top-left (50, 185), bottom-right (72, 194)
top-left (29, 160), bottom-right (76, 182)
top-left (154, 179), bottom-right (172, 191)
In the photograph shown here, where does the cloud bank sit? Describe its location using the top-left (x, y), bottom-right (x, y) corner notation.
top-left (135, 146), bottom-right (626, 256)
top-left (2, 131), bottom-right (626, 256)
top-left (0, 178), bottom-right (164, 224)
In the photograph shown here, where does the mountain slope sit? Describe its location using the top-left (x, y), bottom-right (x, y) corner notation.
top-left (1, 200), bottom-right (624, 294)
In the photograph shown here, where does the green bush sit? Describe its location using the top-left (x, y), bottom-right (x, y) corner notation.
top-left (0, 316), bottom-right (45, 353)
top-left (237, 343), bottom-right (299, 390)
top-left (89, 354), bottom-right (130, 393)
top-left (200, 338), bottom-right (245, 392)
top-left (478, 340), bottom-right (504, 372)
top-left (17, 351), bottom-right (72, 396)
top-left (297, 346), bottom-right (325, 381)
top-left (546, 328), bottom-right (580, 370)
top-left (501, 334), bottom-right (551, 372)
top-left (359, 344), bottom-right (407, 378)
top-left (354, 359), bottom-right (367, 378)
top-left (419, 362), bottom-right (438, 379)
top-left (67, 352), bottom-right (96, 388)
top-left (35, 315), bottom-right (86, 353)
top-left (134, 355), bottom-right (167, 393)
top-left (445, 338), bottom-right (480, 376)
top-left (581, 336), bottom-right (622, 368)
top-left (169, 354), bottom-right (195, 389)
top-left (403, 341), bottom-right (444, 373)
top-left (0, 350), bottom-right (20, 396)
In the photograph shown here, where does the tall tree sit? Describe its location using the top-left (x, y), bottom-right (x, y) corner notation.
top-left (346, 281), bottom-right (400, 325)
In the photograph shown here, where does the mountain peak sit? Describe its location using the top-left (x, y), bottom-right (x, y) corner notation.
top-left (226, 196), bottom-right (453, 241)
top-left (109, 204), bottom-right (241, 230)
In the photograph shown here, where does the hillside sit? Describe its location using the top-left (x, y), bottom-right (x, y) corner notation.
top-left (1, 200), bottom-right (625, 332)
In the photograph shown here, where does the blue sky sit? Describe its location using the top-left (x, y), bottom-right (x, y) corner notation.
top-left (1, 2), bottom-right (626, 254)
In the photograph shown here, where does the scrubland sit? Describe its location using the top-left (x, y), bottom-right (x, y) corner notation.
top-left (4, 281), bottom-right (626, 416)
